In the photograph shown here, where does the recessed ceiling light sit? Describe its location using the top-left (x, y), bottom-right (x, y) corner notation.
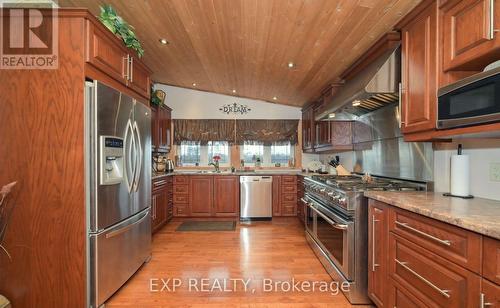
top-left (192, 83), bottom-right (197, 87)
top-left (352, 100), bottom-right (361, 107)
top-left (273, 96), bottom-right (277, 100)
top-left (328, 113), bottom-right (336, 119)
top-left (159, 38), bottom-right (169, 45)
top-left (232, 89), bottom-right (237, 93)
top-left (287, 62), bottom-right (295, 68)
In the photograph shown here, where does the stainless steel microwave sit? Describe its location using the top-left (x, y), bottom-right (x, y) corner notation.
top-left (437, 67), bottom-right (500, 130)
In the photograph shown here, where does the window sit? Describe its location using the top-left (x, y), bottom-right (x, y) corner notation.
top-left (241, 141), bottom-right (264, 164)
top-left (207, 141), bottom-right (230, 166)
top-left (271, 142), bottom-right (293, 165)
top-left (179, 141), bottom-right (201, 165)
top-left (241, 141), bottom-right (294, 167)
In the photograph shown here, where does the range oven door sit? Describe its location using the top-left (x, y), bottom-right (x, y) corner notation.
top-left (304, 196), bottom-right (355, 281)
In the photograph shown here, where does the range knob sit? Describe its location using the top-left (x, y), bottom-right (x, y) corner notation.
top-left (338, 197), bottom-right (347, 205)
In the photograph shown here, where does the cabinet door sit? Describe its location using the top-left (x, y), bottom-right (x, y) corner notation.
top-left (401, 1), bottom-right (438, 134)
top-left (368, 201), bottom-right (388, 307)
top-left (481, 279), bottom-right (500, 307)
top-left (128, 56), bottom-right (151, 98)
top-left (388, 278), bottom-right (428, 308)
top-left (272, 176), bottom-right (282, 216)
top-left (151, 106), bottom-right (160, 151)
top-left (189, 176), bottom-right (213, 216)
top-left (213, 176), bottom-right (239, 216)
top-left (159, 107), bottom-right (172, 152)
top-left (86, 20), bottom-right (128, 85)
top-left (483, 236), bottom-right (500, 284)
top-left (442, 0), bottom-right (500, 71)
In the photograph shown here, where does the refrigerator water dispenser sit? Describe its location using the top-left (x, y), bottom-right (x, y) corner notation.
top-left (100, 136), bottom-right (124, 185)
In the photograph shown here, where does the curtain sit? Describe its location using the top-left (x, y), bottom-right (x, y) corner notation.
top-left (174, 119), bottom-right (235, 145)
top-left (173, 119), bottom-right (299, 145)
top-left (235, 120), bottom-right (299, 145)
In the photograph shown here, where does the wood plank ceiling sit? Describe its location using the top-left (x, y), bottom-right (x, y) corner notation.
top-left (59, 0), bottom-right (422, 107)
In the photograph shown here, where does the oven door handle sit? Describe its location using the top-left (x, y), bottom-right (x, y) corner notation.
top-left (306, 201), bottom-right (349, 231)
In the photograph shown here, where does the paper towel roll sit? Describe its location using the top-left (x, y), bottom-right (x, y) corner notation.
top-left (450, 154), bottom-right (470, 197)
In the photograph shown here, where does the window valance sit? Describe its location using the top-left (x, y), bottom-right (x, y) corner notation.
top-left (173, 119), bottom-right (299, 145)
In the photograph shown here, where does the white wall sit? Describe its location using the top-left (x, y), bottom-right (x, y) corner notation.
top-left (154, 84), bottom-right (301, 119)
top-left (434, 139), bottom-right (500, 200)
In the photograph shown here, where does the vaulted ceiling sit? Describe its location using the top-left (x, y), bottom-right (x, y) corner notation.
top-left (59, 0), bottom-right (421, 106)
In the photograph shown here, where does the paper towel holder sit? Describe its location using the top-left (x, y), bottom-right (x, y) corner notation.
top-left (442, 192), bottom-right (474, 199)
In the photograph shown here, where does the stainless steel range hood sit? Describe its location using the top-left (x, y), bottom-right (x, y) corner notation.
top-left (316, 45), bottom-right (401, 121)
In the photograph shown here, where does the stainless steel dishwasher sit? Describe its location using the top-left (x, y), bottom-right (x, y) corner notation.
top-left (240, 176), bottom-right (273, 220)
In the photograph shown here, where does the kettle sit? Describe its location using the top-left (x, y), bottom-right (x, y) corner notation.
top-left (165, 158), bottom-right (175, 173)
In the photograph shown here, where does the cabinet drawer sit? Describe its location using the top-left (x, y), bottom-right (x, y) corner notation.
top-left (389, 233), bottom-right (480, 307)
top-left (174, 176), bottom-right (189, 184)
top-left (282, 184), bottom-right (297, 194)
top-left (282, 202), bottom-right (297, 216)
top-left (152, 178), bottom-right (168, 191)
top-left (389, 207), bottom-right (481, 273)
top-left (388, 278), bottom-right (428, 308)
top-left (173, 194), bottom-right (188, 204)
top-left (173, 185), bottom-right (189, 194)
top-left (174, 205), bottom-right (188, 217)
top-left (282, 175), bottom-right (297, 183)
top-left (281, 193), bottom-right (297, 203)
top-left (483, 236), bottom-right (500, 285)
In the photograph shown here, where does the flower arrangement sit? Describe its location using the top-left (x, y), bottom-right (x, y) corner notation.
top-left (209, 155), bottom-right (221, 172)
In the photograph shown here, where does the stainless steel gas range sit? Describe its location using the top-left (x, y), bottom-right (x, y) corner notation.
top-left (302, 174), bottom-right (429, 305)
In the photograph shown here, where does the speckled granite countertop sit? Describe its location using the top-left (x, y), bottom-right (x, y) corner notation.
top-left (364, 191), bottom-right (500, 240)
top-left (152, 171), bottom-right (318, 180)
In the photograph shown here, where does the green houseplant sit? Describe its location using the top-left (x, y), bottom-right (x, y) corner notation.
top-left (98, 4), bottom-right (144, 57)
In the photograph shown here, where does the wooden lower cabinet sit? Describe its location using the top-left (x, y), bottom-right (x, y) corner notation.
top-left (173, 175), bottom-right (239, 217)
top-left (272, 175), bottom-right (298, 217)
top-left (368, 199), bottom-right (499, 308)
top-left (189, 176), bottom-right (214, 216)
top-left (152, 176), bottom-right (173, 233)
top-left (368, 201), bottom-right (388, 307)
top-left (213, 176), bottom-right (239, 216)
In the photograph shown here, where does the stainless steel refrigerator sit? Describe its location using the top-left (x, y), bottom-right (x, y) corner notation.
top-left (85, 81), bottom-right (151, 308)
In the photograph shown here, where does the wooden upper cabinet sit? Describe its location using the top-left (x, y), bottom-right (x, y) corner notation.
top-left (152, 105), bottom-right (172, 153)
top-left (400, 1), bottom-right (438, 134)
top-left (213, 176), bottom-right (239, 216)
top-left (128, 56), bottom-right (151, 98)
top-left (331, 121), bottom-right (353, 150)
top-left (189, 176), bottom-right (213, 216)
top-left (368, 201), bottom-right (388, 307)
top-left (86, 20), bottom-right (128, 84)
top-left (442, 0), bottom-right (500, 71)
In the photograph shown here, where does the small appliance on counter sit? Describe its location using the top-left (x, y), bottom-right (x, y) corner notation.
top-left (153, 156), bottom-right (167, 173)
top-left (165, 158), bottom-right (175, 173)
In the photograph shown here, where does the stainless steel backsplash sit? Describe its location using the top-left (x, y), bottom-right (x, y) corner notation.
top-left (350, 105), bottom-right (434, 182)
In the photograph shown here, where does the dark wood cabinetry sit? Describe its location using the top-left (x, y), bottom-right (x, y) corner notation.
top-left (441, 0), bottom-right (500, 71)
top-left (85, 20), bottom-right (151, 99)
top-left (297, 176), bottom-right (305, 224)
top-left (213, 176), bottom-right (240, 216)
top-left (302, 104), bottom-right (315, 152)
top-left (152, 177), bottom-right (173, 233)
top-left (173, 175), bottom-right (239, 217)
top-left (152, 105), bottom-right (172, 153)
top-left (368, 199), bottom-right (500, 308)
top-left (368, 201), bottom-right (389, 307)
top-left (400, 0), bottom-right (438, 134)
top-left (272, 175), bottom-right (297, 216)
top-left (189, 176), bottom-right (214, 216)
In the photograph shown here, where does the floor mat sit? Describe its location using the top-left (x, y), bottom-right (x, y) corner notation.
top-left (176, 221), bottom-right (236, 231)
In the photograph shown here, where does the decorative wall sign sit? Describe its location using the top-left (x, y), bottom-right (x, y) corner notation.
top-left (219, 103), bottom-right (251, 115)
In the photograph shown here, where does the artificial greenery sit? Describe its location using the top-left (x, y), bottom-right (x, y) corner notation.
top-left (98, 5), bottom-right (144, 57)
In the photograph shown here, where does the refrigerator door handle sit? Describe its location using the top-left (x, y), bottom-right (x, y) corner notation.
top-left (133, 121), bottom-right (143, 191)
top-left (123, 119), bottom-right (135, 193)
top-left (105, 210), bottom-right (149, 239)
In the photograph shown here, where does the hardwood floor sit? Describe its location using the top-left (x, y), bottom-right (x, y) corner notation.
top-left (106, 218), bottom-right (354, 307)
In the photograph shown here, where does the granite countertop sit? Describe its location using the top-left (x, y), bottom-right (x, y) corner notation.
top-left (364, 191), bottom-right (500, 240)
top-left (152, 171), bottom-right (318, 179)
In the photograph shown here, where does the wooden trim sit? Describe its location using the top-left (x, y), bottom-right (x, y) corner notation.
top-left (403, 122), bottom-right (500, 141)
top-left (395, 0), bottom-right (437, 29)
